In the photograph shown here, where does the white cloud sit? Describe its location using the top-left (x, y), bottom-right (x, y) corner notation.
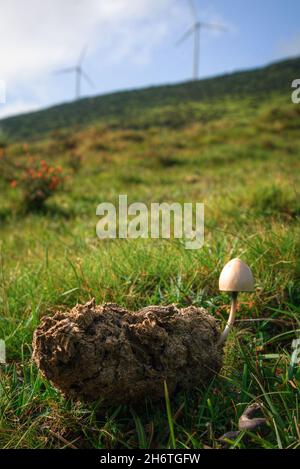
top-left (0, 0), bottom-right (189, 118)
top-left (0, 0), bottom-right (231, 119)
top-left (0, 0), bottom-right (182, 85)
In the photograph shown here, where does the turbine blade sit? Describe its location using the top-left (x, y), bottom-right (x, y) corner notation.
top-left (78, 44), bottom-right (88, 65)
top-left (81, 69), bottom-right (94, 88)
top-left (188, 0), bottom-right (198, 20)
top-left (175, 25), bottom-right (194, 46)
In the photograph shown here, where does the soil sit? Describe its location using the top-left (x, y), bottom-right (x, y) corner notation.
top-left (32, 299), bottom-right (223, 406)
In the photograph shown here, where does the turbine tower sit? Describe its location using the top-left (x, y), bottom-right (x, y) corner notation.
top-left (55, 46), bottom-right (94, 100)
top-left (177, 0), bottom-right (227, 80)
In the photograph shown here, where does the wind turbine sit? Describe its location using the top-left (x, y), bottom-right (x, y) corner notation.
top-left (55, 46), bottom-right (94, 100)
top-left (177, 0), bottom-right (227, 80)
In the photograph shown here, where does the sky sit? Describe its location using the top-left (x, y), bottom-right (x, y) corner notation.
top-left (0, 0), bottom-right (299, 119)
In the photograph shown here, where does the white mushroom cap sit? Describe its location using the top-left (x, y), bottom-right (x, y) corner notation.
top-left (219, 258), bottom-right (254, 292)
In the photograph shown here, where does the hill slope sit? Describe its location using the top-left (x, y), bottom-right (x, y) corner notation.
top-left (1, 56), bottom-right (299, 141)
top-left (1, 54), bottom-right (300, 450)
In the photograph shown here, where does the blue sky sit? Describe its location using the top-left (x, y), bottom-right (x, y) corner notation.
top-left (0, 0), bottom-right (299, 119)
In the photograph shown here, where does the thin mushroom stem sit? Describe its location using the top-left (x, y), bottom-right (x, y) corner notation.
top-left (219, 292), bottom-right (238, 345)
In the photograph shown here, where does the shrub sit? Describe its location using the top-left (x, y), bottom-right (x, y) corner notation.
top-left (0, 149), bottom-right (64, 211)
top-left (19, 159), bottom-right (64, 211)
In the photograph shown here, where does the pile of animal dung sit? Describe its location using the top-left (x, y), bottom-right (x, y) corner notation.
top-left (32, 299), bottom-right (223, 406)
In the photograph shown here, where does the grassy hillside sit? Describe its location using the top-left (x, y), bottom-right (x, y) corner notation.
top-left (0, 57), bottom-right (300, 449)
top-left (1, 56), bottom-right (299, 140)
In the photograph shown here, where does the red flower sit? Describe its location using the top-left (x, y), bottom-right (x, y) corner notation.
top-left (49, 175), bottom-right (60, 190)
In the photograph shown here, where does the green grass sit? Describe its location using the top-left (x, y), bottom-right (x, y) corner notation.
top-left (0, 58), bottom-right (300, 448)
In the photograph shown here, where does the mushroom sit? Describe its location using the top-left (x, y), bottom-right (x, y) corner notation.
top-left (238, 403), bottom-right (267, 432)
top-left (219, 403), bottom-right (267, 447)
top-left (218, 258), bottom-right (254, 344)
